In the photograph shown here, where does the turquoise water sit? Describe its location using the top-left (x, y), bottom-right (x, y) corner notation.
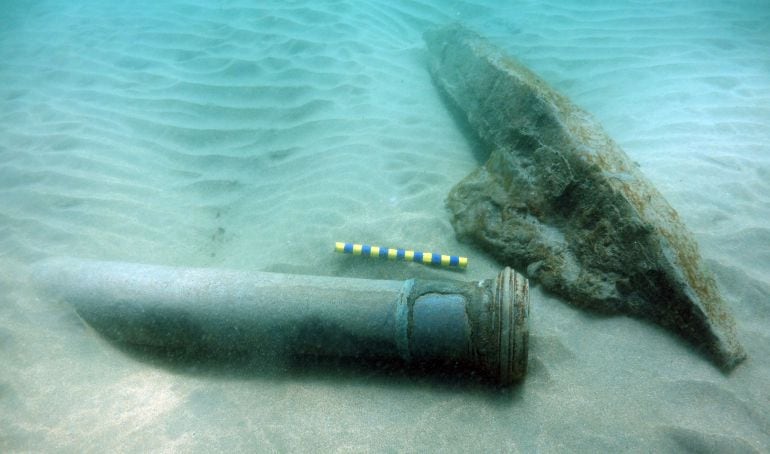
top-left (2, 1), bottom-right (769, 451)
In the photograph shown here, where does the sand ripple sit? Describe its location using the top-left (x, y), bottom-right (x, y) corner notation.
top-left (1, 0), bottom-right (769, 451)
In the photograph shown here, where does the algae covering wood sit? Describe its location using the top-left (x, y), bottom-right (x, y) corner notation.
top-left (423, 24), bottom-right (745, 370)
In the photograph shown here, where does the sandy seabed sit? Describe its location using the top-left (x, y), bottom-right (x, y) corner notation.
top-left (1, 0), bottom-right (769, 451)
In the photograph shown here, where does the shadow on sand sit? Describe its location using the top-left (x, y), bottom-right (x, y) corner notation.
top-left (107, 338), bottom-right (523, 403)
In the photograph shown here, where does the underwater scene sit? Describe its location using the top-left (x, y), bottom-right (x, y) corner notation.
top-left (1, 0), bottom-right (769, 451)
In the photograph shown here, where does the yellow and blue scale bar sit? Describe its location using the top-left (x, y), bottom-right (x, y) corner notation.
top-left (335, 242), bottom-right (468, 269)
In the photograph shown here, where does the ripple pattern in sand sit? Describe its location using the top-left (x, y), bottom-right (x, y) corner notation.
top-left (1, 0), bottom-right (770, 451)
top-left (0, 0), bottom-right (474, 267)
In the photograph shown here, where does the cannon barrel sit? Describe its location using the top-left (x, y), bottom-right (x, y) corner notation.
top-left (32, 257), bottom-right (529, 384)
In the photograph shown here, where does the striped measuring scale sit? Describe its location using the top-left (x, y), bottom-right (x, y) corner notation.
top-left (335, 242), bottom-right (468, 269)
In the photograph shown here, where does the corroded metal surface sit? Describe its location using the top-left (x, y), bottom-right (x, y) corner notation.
top-left (33, 257), bottom-right (529, 384)
top-left (424, 24), bottom-right (744, 369)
